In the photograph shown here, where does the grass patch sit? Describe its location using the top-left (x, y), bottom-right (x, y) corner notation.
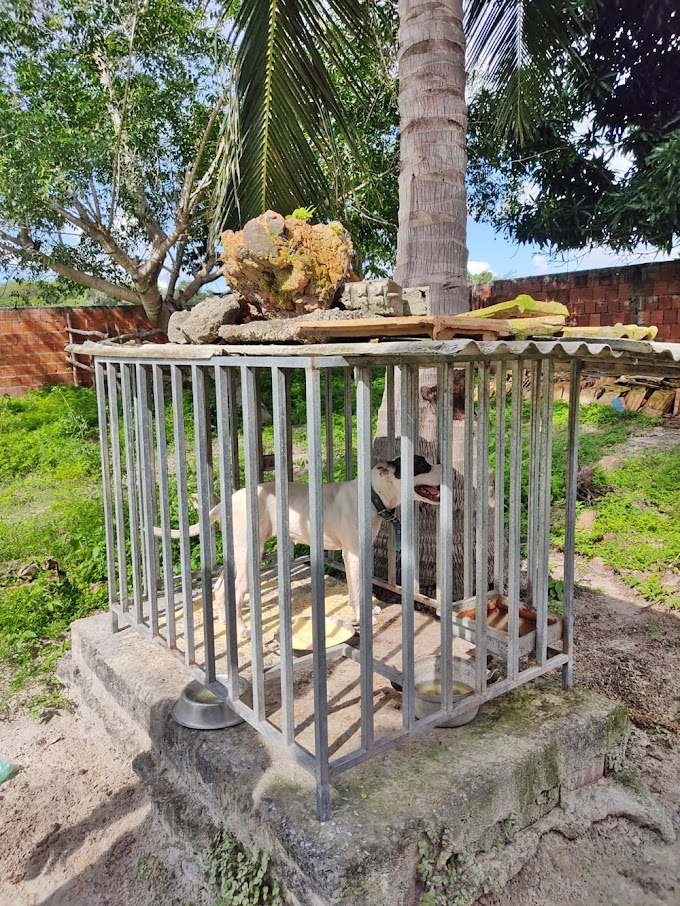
top-left (574, 448), bottom-right (680, 607)
top-left (0, 388), bottom-right (108, 715)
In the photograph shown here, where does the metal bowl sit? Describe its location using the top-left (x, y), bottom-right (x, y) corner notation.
top-left (171, 674), bottom-right (252, 730)
top-left (413, 655), bottom-right (479, 727)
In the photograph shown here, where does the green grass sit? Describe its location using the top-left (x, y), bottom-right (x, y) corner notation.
top-left (0, 388), bottom-right (108, 715)
top-left (574, 448), bottom-right (680, 607)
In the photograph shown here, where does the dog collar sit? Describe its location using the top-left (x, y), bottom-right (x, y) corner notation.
top-left (371, 489), bottom-right (397, 522)
top-left (371, 489), bottom-right (402, 552)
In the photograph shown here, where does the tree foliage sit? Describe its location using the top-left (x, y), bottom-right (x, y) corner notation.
top-left (467, 0), bottom-right (680, 253)
top-left (0, 0), bottom-right (234, 325)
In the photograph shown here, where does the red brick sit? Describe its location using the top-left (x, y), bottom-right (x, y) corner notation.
top-left (617, 283), bottom-right (631, 301)
top-left (659, 297), bottom-right (674, 310)
top-left (663, 309), bottom-right (678, 324)
top-left (588, 314), bottom-right (602, 326)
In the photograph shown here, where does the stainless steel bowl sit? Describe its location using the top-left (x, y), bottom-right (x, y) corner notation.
top-left (413, 655), bottom-right (479, 728)
top-left (171, 674), bottom-right (253, 730)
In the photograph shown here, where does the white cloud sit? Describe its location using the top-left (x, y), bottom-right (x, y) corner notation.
top-left (468, 260), bottom-right (492, 275)
top-left (532, 254), bottom-right (548, 275)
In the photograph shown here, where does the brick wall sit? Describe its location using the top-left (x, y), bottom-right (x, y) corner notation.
top-left (0, 305), bottom-right (159, 396)
top-left (471, 259), bottom-right (680, 341)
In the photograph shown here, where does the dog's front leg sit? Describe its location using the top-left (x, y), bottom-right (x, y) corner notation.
top-left (344, 550), bottom-right (380, 625)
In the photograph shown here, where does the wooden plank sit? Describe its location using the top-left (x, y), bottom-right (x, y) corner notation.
top-left (296, 316), bottom-right (436, 341)
top-left (643, 389), bottom-right (676, 417)
top-left (623, 386), bottom-right (648, 412)
top-left (674, 388), bottom-right (680, 417)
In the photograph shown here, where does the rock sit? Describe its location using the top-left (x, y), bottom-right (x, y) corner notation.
top-left (219, 309), bottom-right (361, 344)
top-left (340, 279), bottom-right (403, 316)
top-left (168, 295), bottom-right (241, 344)
top-left (402, 285), bottom-right (430, 316)
top-left (220, 211), bottom-right (354, 318)
top-left (598, 455), bottom-right (622, 471)
top-left (577, 509), bottom-right (598, 531)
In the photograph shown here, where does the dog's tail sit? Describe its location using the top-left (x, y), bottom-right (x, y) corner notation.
top-left (152, 501), bottom-right (221, 540)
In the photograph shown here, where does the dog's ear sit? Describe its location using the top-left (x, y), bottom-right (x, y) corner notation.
top-left (413, 455), bottom-right (432, 476)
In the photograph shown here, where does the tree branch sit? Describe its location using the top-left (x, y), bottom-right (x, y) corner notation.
top-left (47, 199), bottom-right (140, 275)
top-left (0, 229), bottom-right (141, 304)
top-left (174, 255), bottom-right (221, 308)
top-left (166, 235), bottom-right (188, 301)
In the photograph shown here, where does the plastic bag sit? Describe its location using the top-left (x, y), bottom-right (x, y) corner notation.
top-left (0, 759), bottom-right (19, 784)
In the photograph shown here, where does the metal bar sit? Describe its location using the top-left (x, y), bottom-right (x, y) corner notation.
top-left (106, 362), bottom-right (128, 613)
top-left (229, 368), bottom-right (241, 490)
top-left (170, 365), bottom-right (195, 665)
top-left (132, 366), bottom-right (150, 608)
top-left (120, 362), bottom-right (143, 623)
top-left (463, 363), bottom-right (475, 598)
top-left (400, 365), bottom-right (417, 730)
top-left (535, 358), bottom-right (554, 667)
top-left (95, 361), bottom-right (118, 632)
top-left (193, 365), bottom-right (216, 684)
top-left (285, 369), bottom-right (295, 482)
top-left (562, 359), bottom-right (582, 689)
top-left (356, 365), bottom-right (375, 750)
top-left (507, 359), bottom-right (523, 681)
top-left (242, 366), bottom-right (266, 722)
top-left (412, 367), bottom-right (420, 591)
top-left (325, 368), bottom-right (334, 483)
top-left (386, 365), bottom-right (397, 586)
top-left (153, 365), bottom-right (177, 649)
top-left (527, 361), bottom-right (541, 605)
top-left (494, 361), bottom-right (506, 595)
top-left (254, 368), bottom-right (265, 481)
top-left (272, 366), bottom-right (295, 746)
top-left (475, 362), bottom-right (491, 695)
top-left (305, 364), bottom-right (331, 821)
top-left (438, 364), bottom-right (454, 712)
top-left (136, 364), bottom-right (159, 635)
top-left (344, 368), bottom-right (353, 480)
top-left (215, 365), bottom-right (240, 702)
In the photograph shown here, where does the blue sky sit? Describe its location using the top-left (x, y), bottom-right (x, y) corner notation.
top-left (467, 218), bottom-right (679, 280)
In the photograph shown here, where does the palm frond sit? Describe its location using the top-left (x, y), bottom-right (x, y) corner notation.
top-left (211, 0), bottom-right (368, 235)
top-left (465, 0), bottom-right (597, 143)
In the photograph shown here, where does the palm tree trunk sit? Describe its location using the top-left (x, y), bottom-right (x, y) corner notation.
top-left (395, 0), bottom-right (468, 314)
top-left (374, 1), bottom-right (494, 598)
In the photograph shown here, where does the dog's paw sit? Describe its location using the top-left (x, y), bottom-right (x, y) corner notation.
top-left (237, 623), bottom-right (251, 641)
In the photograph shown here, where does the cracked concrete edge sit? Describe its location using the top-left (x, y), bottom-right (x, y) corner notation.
top-left (448, 776), bottom-right (676, 905)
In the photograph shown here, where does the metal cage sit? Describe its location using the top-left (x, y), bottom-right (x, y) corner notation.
top-left (89, 339), bottom-right (587, 820)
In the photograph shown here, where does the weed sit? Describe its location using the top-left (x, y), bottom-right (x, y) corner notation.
top-left (0, 388), bottom-right (107, 713)
top-left (207, 829), bottom-right (283, 906)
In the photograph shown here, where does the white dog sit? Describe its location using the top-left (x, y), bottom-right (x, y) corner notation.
top-left (158, 455), bottom-right (442, 638)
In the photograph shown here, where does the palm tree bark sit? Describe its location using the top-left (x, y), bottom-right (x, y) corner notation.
top-left (394, 0), bottom-right (468, 314)
top-left (375, 1), bottom-right (494, 598)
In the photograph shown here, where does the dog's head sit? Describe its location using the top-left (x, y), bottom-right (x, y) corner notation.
top-left (372, 455), bottom-right (442, 508)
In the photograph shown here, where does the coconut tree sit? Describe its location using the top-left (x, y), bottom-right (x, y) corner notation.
top-left (212, 0), bottom-right (595, 592)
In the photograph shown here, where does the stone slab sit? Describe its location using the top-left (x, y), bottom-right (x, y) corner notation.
top-left (69, 612), bottom-right (630, 906)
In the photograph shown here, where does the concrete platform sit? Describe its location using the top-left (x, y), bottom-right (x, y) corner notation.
top-left (68, 611), bottom-right (632, 906)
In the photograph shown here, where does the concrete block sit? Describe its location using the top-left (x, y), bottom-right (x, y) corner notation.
top-left (69, 612), bottom-right (633, 906)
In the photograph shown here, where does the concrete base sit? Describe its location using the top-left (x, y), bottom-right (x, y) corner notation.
top-left (67, 612), bottom-right (637, 906)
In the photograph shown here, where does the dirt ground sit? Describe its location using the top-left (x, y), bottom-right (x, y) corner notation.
top-left (1, 444), bottom-right (680, 905)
